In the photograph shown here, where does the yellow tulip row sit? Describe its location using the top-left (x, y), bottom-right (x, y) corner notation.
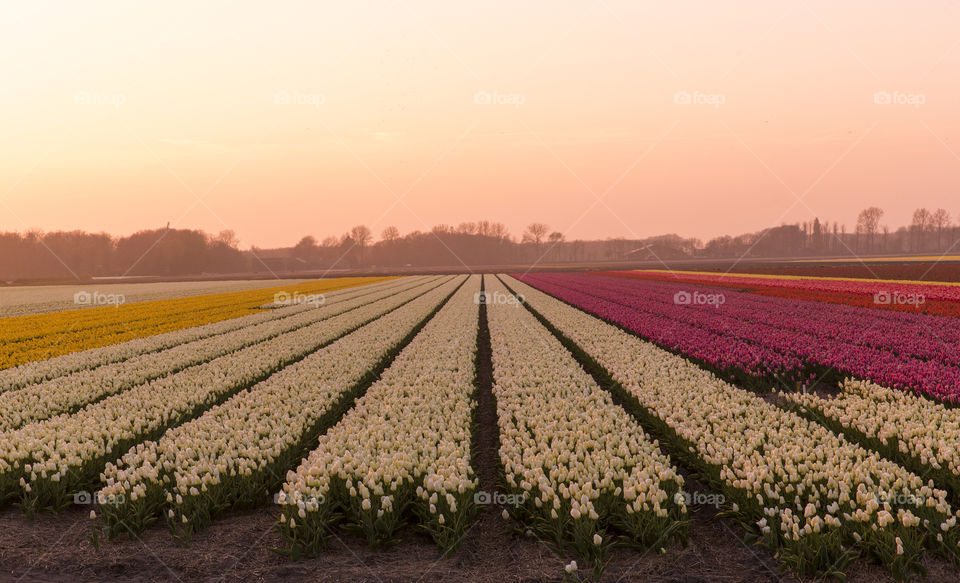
top-left (0, 277), bottom-right (414, 394)
top-left (0, 276), bottom-right (448, 514)
top-left (0, 276), bottom-right (395, 370)
top-left (0, 278), bottom-right (432, 431)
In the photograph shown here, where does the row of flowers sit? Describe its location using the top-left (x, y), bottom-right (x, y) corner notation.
top-left (601, 270), bottom-right (960, 319)
top-left (0, 279), bottom-right (321, 319)
top-left (784, 379), bottom-right (960, 503)
top-left (95, 276), bottom-right (465, 542)
top-left (485, 277), bottom-right (687, 576)
top-left (692, 263), bottom-right (960, 283)
top-left (0, 276), bottom-right (453, 514)
top-left (0, 277), bottom-right (393, 371)
top-left (587, 273), bottom-right (960, 366)
top-left (516, 274), bottom-right (802, 389)
top-left (278, 276), bottom-right (480, 556)
top-left (0, 277), bottom-right (430, 431)
top-left (608, 270), bottom-right (960, 303)
top-left (504, 275), bottom-right (960, 579)
top-left (518, 273), bottom-right (960, 401)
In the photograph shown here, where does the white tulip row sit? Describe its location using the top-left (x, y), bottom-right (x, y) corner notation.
top-left (0, 277), bottom-right (415, 394)
top-left (0, 277), bottom-right (431, 430)
top-left (784, 379), bottom-right (960, 500)
top-left (484, 277), bottom-right (686, 566)
top-left (502, 275), bottom-right (960, 577)
top-left (0, 276), bottom-right (455, 512)
top-left (0, 279), bottom-right (315, 318)
top-left (278, 275), bottom-right (480, 554)
top-left (96, 276), bottom-right (466, 538)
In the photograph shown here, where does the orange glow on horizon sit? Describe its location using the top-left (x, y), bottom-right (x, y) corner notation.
top-left (1, 1), bottom-right (959, 248)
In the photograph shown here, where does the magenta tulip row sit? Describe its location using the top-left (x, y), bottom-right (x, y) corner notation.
top-left (515, 273), bottom-right (960, 402)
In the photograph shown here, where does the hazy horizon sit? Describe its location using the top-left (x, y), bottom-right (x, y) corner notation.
top-left (3, 1), bottom-right (959, 248)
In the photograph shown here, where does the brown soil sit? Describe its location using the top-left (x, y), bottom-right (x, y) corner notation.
top-left (4, 498), bottom-right (959, 583)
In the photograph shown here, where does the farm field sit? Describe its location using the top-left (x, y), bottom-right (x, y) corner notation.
top-left (599, 270), bottom-right (960, 318)
top-left (0, 276), bottom-right (394, 370)
top-left (716, 260), bottom-right (960, 282)
top-left (0, 279), bottom-right (315, 319)
top-left (3, 272), bottom-right (960, 582)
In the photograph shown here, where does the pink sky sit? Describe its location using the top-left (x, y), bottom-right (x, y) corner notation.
top-left (2, 1), bottom-right (959, 248)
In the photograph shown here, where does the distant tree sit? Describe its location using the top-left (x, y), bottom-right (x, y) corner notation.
top-left (349, 225), bottom-right (372, 264)
top-left (293, 236), bottom-right (317, 261)
top-left (932, 208), bottom-right (952, 249)
top-left (912, 208), bottom-right (932, 251)
top-left (349, 225), bottom-right (372, 248)
top-left (856, 207), bottom-right (884, 252)
top-left (381, 226), bottom-right (400, 242)
top-left (216, 230), bottom-right (240, 248)
top-left (523, 223), bottom-right (550, 246)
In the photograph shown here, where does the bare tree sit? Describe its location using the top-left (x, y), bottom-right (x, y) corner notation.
top-left (381, 226), bottom-right (400, 242)
top-left (523, 223), bottom-right (550, 246)
top-left (912, 208), bottom-right (932, 251)
top-left (349, 225), bottom-right (373, 265)
top-left (349, 225), bottom-right (372, 248)
top-left (855, 207), bottom-right (884, 252)
top-left (489, 222), bottom-right (510, 241)
top-left (215, 230), bottom-right (240, 248)
top-left (932, 208), bottom-right (952, 250)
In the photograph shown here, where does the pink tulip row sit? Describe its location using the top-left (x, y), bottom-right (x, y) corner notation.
top-left (580, 274), bottom-right (960, 367)
top-left (515, 273), bottom-right (960, 402)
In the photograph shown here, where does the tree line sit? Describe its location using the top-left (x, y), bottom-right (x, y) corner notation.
top-left (2, 208), bottom-right (959, 281)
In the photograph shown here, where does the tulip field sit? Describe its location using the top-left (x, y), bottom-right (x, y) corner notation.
top-left (3, 269), bottom-right (960, 581)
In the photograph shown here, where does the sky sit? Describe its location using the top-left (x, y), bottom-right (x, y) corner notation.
top-left (1, 0), bottom-right (959, 248)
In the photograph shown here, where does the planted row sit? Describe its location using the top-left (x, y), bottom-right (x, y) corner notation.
top-left (0, 277), bottom-right (393, 370)
top-left (504, 275), bottom-right (960, 579)
top-left (0, 277), bottom-right (411, 394)
top-left (279, 275), bottom-right (480, 556)
top-left (0, 276), bottom-right (452, 514)
top-left (485, 277), bottom-right (687, 575)
top-left (0, 277), bottom-right (433, 430)
top-left (96, 276), bottom-right (465, 541)
top-left (518, 273), bottom-right (960, 400)
top-left (784, 380), bottom-right (960, 503)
